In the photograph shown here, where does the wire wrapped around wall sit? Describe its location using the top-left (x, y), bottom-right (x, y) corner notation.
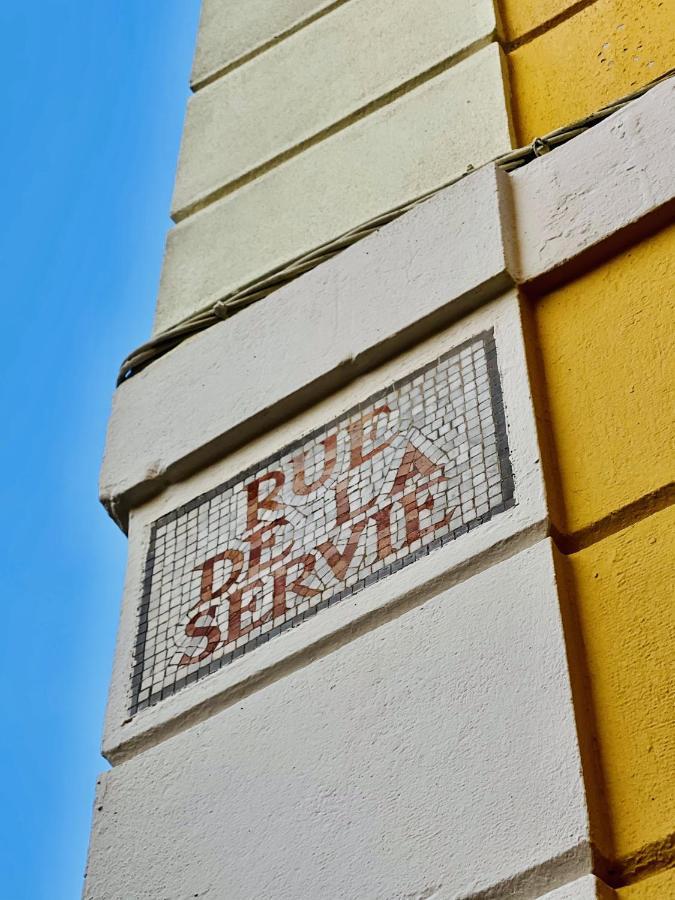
top-left (116, 67), bottom-right (674, 387)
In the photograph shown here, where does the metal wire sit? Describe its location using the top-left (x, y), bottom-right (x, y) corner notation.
top-left (116, 67), bottom-right (674, 386)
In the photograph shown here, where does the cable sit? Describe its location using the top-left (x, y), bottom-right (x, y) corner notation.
top-left (116, 67), bottom-right (674, 386)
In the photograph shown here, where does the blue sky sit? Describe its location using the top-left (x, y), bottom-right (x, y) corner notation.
top-left (0, 4), bottom-right (201, 897)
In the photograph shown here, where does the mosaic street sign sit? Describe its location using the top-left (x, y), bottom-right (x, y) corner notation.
top-left (130, 330), bottom-right (514, 713)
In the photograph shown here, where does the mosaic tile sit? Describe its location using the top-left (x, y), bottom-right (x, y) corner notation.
top-left (130, 330), bottom-right (514, 714)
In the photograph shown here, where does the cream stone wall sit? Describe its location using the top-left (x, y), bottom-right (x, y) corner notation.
top-left (191, 0), bottom-right (342, 89)
top-left (173, 0), bottom-right (496, 219)
top-left (155, 43), bottom-right (511, 333)
top-left (151, 0), bottom-right (510, 333)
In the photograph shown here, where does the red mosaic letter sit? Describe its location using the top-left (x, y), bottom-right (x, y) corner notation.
top-left (226, 579), bottom-right (270, 645)
top-left (271, 553), bottom-right (320, 618)
top-left (245, 519), bottom-right (293, 580)
top-left (390, 442), bottom-right (453, 545)
top-left (246, 470), bottom-right (285, 530)
top-left (292, 433), bottom-right (337, 496)
top-left (178, 606), bottom-right (221, 667)
top-left (390, 443), bottom-right (444, 496)
top-left (191, 549), bottom-right (244, 612)
top-left (347, 405), bottom-right (392, 470)
top-left (370, 504), bottom-right (396, 560)
top-left (316, 518), bottom-right (369, 581)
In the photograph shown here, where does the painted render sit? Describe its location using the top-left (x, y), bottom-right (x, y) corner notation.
top-left (530, 220), bottom-right (675, 536)
top-left (564, 506), bottom-right (675, 864)
top-left (617, 868), bottom-right (675, 899)
top-left (505, 0), bottom-right (675, 142)
top-left (497, 0), bottom-right (586, 42)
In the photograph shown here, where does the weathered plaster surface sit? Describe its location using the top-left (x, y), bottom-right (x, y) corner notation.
top-left (497, 0), bottom-right (587, 43)
top-left (85, 540), bottom-right (590, 900)
top-left (531, 221), bottom-right (675, 535)
top-left (617, 868), bottom-right (675, 899)
top-left (508, 77), bottom-right (675, 286)
top-left (566, 505), bottom-right (675, 862)
top-left (191, 0), bottom-right (341, 89)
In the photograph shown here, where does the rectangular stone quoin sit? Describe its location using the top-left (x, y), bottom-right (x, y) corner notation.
top-left (154, 43), bottom-right (512, 333)
top-left (191, 0), bottom-right (339, 89)
top-left (131, 329), bottom-right (513, 714)
top-left (173, 0), bottom-right (496, 218)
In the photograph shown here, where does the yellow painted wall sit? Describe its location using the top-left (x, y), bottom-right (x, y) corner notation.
top-left (617, 867), bottom-right (675, 897)
top-left (530, 223), bottom-right (675, 537)
top-left (567, 505), bottom-right (675, 862)
top-left (503, 0), bottom-right (675, 142)
top-left (498, 1), bottom-right (675, 888)
top-left (499, 0), bottom-right (582, 43)
top-left (530, 216), bottom-right (675, 880)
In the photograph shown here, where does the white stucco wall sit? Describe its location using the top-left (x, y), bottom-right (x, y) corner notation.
top-left (84, 539), bottom-right (590, 900)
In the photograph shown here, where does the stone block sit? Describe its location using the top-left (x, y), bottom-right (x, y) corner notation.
top-left (174, 0), bottom-right (496, 218)
top-left (84, 539), bottom-right (590, 900)
top-left (498, 0), bottom-right (582, 43)
top-left (507, 77), bottom-right (675, 286)
top-left (154, 43), bottom-right (512, 334)
top-left (191, 0), bottom-right (338, 88)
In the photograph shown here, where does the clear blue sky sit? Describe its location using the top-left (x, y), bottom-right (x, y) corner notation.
top-left (0, 4), bottom-right (201, 897)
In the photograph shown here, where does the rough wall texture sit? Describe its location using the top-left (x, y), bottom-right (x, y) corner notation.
top-left (617, 867), bottom-right (675, 898)
top-left (174, 0), bottom-right (496, 219)
top-left (498, 0), bottom-right (588, 42)
top-left (191, 0), bottom-right (339, 88)
top-left (529, 223), bottom-right (675, 536)
top-left (566, 506), bottom-right (675, 864)
top-left (495, 3), bottom-right (675, 892)
top-left (155, 43), bottom-right (511, 333)
top-left (505, 0), bottom-right (675, 142)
